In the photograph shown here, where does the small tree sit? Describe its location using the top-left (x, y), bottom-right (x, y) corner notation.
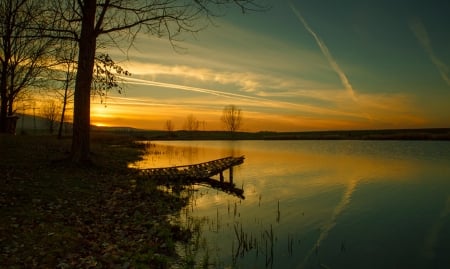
top-left (42, 100), bottom-right (61, 134)
top-left (221, 105), bottom-right (242, 136)
top-left (52, 40), bottom-right (77, 139)
top-left (184, 114), bottom-right (200, 132)
top-left (165, 120), bottom-right (174, 133)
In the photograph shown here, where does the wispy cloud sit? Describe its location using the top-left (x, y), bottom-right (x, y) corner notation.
top-left (122, 76), bottom-right (267, 103)
top-left (121, 76), bottom-right (372, 120)
top-left (410, 18), bottom-right (450, 87)
top-left (125, 62), bottom-right (263, 92)
top-left (288, 2), bottom-right (358, 101)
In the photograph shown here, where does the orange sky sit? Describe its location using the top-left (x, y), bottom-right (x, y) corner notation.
top-left (86, 1), bottom-right (450, 132)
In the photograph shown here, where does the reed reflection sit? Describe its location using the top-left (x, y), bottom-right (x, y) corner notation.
top-left (133, 141), bottom-right (450, 268)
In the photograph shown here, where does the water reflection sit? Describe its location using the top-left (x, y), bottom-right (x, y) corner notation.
top-left (134, 141), bottom-right (450, 268)
top-left (131, 141), bottom-right (242, 169)
top-left (422, 196), bottom-right (450, 260)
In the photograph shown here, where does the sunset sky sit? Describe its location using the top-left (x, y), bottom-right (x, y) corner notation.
top-left (91, 0), bottom-right (450, 132)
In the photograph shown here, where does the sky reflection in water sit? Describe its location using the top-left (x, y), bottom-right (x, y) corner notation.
top-left (132, 140), bottom-right (450, 269)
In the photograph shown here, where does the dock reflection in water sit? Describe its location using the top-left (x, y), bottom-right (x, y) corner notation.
top-left (132, 140), bottom-right (450, 269)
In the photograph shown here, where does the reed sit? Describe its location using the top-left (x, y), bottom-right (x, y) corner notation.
top-left (266, 224), bottom-right (274, 266)
top-left (216, 207), bottom-right (219, 232)
top-left (232, 223), bottom-right (262, 259)
top-left (276, 200), bottom-right (281, 223)
top-left (287, 233), bottom-right (294, 256)
top-left (201, 249), bottom-right (210, 269)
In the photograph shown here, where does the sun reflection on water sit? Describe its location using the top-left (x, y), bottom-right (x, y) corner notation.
top-left (134, 140), bottom-right (450, 268)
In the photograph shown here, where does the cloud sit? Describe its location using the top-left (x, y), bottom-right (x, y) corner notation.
top-left (410, 18), bottom-right (450, 87)
top-left (125, 62), bottom-right (264, 93)
top-left (122, 76), bottom-right (267, 103)
top-left (122, 58), bottom-right (360, 109)
top-left (121, 76), bottom-right (373, 121)
top-left (288, 2), bottom-right (358, 102)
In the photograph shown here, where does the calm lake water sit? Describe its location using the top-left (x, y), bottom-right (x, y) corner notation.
top-left (132, 140), bottom-right (450, 269)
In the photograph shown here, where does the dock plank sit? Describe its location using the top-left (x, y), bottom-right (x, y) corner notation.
top-left (140, 156), bottom-right (245, 181)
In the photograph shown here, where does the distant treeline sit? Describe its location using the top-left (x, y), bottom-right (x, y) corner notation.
top-left (261, 128), bottom-right (450, 140)
top-left (91, 127), bottom-right (450, 141)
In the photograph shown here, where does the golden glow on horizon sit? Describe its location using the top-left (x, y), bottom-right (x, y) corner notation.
top-left (88, 89), bottom-right (431, 132)
top-left (93, 122), bottom-right (110, 127)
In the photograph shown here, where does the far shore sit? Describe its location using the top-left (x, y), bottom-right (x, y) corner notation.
top-left (89, 127), bottom-right (450, 141)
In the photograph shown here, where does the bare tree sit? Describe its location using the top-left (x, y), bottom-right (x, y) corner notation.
top-left (0, 0), bottom-right (54, 133)
top-left (201, 120), bottom-right (207, 131)
top-left (184, 114), bottom-right (200, 132)
top-left (165, 119), bottom-right (174, 133)
top-left (42, 100), bottom-right (61, 134)
top-left (221, 104), bottom-right (242, 135)
top-left (51, 40), bottom-right (77, 139)
top-left (39, 0), bottom-right (267, 163)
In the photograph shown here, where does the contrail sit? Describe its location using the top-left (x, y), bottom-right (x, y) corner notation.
top-left (288, 2), bottom-right (358, 102)
top-left (422, 196), bottom-right (450, 259)
top-left (121, 76), bottom-right (368, 119)
top-left (410, 18), bottom-right (450, 87)
top-left (298, 178), bottom-right (359, 268)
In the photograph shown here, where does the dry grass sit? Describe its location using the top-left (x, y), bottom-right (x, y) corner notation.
top-left (0, 134), bottom-right (189, 268)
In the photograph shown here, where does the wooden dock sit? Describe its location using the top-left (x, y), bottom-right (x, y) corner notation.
top-left (140, 156), bottom-right (245, 184)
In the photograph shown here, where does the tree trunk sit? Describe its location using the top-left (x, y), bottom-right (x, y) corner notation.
top-left (7, 94), bottom-right (14, 115)
top-left (70, 0), bottom-right (97, 164)
top-left (0, 57), bottom-right (9, 132)
top-left (57, 93), bottom-right (67, 139)
top-left (0, 78), bottom-right (7, 133)
top-left (58, 70), bottom-right (71, 139)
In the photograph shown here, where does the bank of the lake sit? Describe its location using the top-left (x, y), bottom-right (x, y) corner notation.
top-left (0, 134), bottom-right (192, 268)
top-left (93, 127), bottom-right (450, 141)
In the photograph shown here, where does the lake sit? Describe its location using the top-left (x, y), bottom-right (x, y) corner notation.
top-left (132, 140), bottom-right (450, 269)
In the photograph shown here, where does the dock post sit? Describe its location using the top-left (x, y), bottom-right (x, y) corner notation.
top-left (220, 171), bottom-right (224, 182)
top-left (229, 166), bottom-right (234, 184)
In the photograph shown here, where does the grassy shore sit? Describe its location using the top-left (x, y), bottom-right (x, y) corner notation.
top-left (0, 133), bottom-right (191, 268)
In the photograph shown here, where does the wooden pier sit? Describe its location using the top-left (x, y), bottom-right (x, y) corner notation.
top-left (140, 156), bottom-right (245, 184)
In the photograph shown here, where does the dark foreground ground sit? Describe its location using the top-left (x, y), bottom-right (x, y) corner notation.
top-left (0, 134), bottom-right (192, 268)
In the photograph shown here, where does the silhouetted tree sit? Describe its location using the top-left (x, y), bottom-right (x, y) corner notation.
top-left (41, 0), bottom-right (267, 164)
top-left (0, 0), bottom-right (53, 133)
top-left (42, 100), bottom-right (60, 134)
top-left (221, 104), bottom-right (242, 136)
top-left (52, 40), bottom-right (77, 139)
top-left (184, 114), bottom-right (200, 132)
top-left (165, 120), bottom-right (174, 133)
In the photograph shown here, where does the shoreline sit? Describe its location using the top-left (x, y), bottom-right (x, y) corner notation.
top-left (88, 127), bottom-right (450, 141)
top-left (0, 134), bottom-right (192, 268)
